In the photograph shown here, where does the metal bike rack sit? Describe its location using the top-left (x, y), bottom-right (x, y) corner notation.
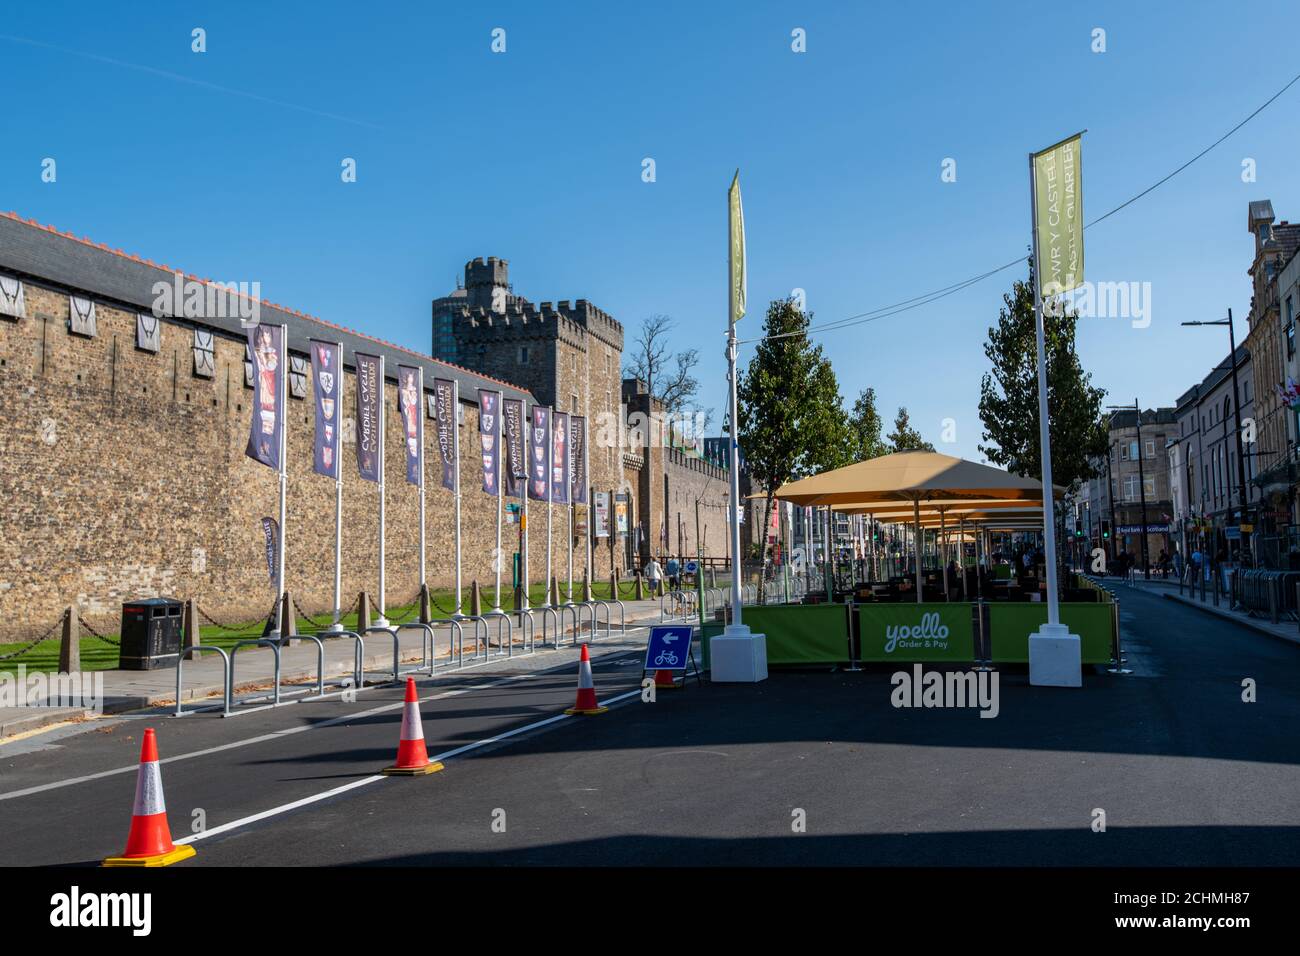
top-left (454, 615), bottom-right (492, 661)
top-left (561, 602), bottom-right (596, 642)
top-left (426, 617), bottom-right (466, 669)
top-left (362, 625), bottom-right (403, 682)
top-left (229, 639), bottom-right (284, 711)
top-left (283, 632), bottom-right (331, 700)
top-left (173, 645), bottom-right (232, 718)
top-left (549, 603), bottom-right (580, 646)
top-left (590, 599), bottom-right (625, 636)
top-left (480, 610), bottom-right (515, 659)
top-left (513, 609), bottom-right (537, 654)
top-left (395, 622), bottom-right (436, 675)
top-left (584, 601), bottom-right (605, 638)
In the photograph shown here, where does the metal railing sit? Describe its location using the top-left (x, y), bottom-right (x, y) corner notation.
top-left (174, 645), bottom-right (232, 718)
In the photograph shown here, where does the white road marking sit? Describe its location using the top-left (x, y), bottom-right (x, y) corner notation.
top-left (176, 687), bottom-right (643, 846)
top-left (0, 636), bottom-right (650, 802)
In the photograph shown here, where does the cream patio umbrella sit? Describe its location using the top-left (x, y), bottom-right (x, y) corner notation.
top-left (776, 450), bottom-right (1060, 602)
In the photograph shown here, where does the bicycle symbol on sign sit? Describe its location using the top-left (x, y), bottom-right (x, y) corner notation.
top-left (654, 650), bottom-right (680, 667)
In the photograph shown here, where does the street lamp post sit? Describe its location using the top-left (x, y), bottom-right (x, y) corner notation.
top-left (1182, 311), bottom-right (1250, 561)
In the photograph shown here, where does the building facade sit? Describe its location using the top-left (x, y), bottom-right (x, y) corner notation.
top-left (1243, 202), bottom-right (1300, 563)
top-left (1103, 408), bottom-right (1176, 568)
top-left (1167, 344), bottom-right (1259, 562)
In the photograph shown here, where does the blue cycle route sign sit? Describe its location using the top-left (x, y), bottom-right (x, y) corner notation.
top-left (645, 625), bottom-right (693, 671)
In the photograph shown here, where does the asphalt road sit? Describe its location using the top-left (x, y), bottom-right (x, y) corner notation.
top-left (4, 586), bottom-right (1299, 866)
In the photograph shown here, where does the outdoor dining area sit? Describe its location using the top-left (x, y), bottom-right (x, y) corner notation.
top-left (701, 451), bottom-right (1122, 672)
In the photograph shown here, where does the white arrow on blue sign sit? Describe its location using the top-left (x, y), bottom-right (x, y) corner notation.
top-left (645, 625), bottom-right (693, 671)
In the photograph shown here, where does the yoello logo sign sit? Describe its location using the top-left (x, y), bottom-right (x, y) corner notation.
top-left (883, 612), bottom-right (950, 654)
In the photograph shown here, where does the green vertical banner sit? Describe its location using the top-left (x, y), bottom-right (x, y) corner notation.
top-left (1032, 133), bottom-right (1084, 296)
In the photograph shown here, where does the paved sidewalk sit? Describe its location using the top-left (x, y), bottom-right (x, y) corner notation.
top-left (0, 596), bottom-right (678, 738)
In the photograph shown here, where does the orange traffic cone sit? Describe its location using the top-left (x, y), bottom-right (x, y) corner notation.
top-left (564, 643), bottom-right (609, 715)
top-left (654, 668), bottom-right (682, 690)
top-left (383, 677), bottom-right (444, 775)
top-left (103, 728), bottom-right (196, 867)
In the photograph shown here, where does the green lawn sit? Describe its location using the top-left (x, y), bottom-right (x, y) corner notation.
top-left (0, 579), bottom-right (647, 673)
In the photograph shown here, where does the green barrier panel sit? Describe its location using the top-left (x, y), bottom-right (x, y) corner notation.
top-left (993, 565), bottom-right (1012, 580)
top-left (700, 622), bottom-right (725, 668)
top-left (988, 603), bottom-right (1112, 663)
top-left (700, 605), bottom-right (849, 667)
top-left (857, 603), bottom-right (975, 662)
top-left (744, 604), bottom-right (850, 665)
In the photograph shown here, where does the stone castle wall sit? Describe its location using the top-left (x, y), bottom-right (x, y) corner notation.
top-left (0, 282), bottom-right (612, 642)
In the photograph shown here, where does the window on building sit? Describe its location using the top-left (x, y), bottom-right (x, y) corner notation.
top-left (1129, 440), bottom-right (1139, 460)
top-left (1120, 443), bottom-right (1128, 461)
top-left (1143, 476), bottom-right (1155, 498)
top-left (1144, 439), bottom-right (1154, 459)
top-left (1123, 474), bottom-right (1139, 501)
top-left (518, 346), bottom-right (529, 364)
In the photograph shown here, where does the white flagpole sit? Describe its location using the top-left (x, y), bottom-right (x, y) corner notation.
top-left (327, 341), bottom-right (345, 633)
top-left (1029, 151), bottom-right (1061, 629)
top-left (716, 170), bottom-right (765, 681)
top-left (418, 367), bottom-right (427, 591)
top-left (276, 324), bottom-right (288, 635)
top-left (376, 354), bottom-right (388, 627)
top-left (1026, 143), bottom-right (1084, 686)
top-left (453, 378), bottom-right (463, 617)
top-left (493, 390), bottom-right (503, 612)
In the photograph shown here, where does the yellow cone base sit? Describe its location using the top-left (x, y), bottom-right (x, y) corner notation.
top-left (103, 844), bottom-right (196, 868)
top-left (564, 706), bottom-right (609, 716)
top-left (382, 761), bottom-right (445, 776)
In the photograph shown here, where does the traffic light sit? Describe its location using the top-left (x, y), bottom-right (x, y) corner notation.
top-left (1101, 520), bottom-right (1110, 540)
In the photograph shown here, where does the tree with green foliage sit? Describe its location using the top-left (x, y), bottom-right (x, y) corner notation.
top-left (737, 298), bottom-right (849, 597)
top-left (978, 260), bottom-right (1108, 574)
top-left (977, 260), bottom-right (1107, 489)
top-left (887, 406), bottom-right (934, 452)
top-left (846, 387), bottom-right (889, 462)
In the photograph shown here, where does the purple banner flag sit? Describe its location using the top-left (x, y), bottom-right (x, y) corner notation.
top-left (245, 325), bottom-right (284, 470)
top-left (529, 406), bottom-right (550, 502)
top-left (478, 389), bottom-right (501, 495)
top-left (502, 397), bottom-right (526, 499)
top-left (309, 340), bottom-right (341, 479)
top-left (354, 352), bottom-right (382, 483)
top-left (551, 411), bottom-right (570, 505)
top-left (570, 415), bottom-right (587, 505)
top-left (397, 365), bottom-right (423, 487)
top-left (433, 378), bottom-right (457, 491)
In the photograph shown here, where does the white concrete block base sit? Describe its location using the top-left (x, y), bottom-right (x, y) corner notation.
top-left (1028, 622), bottom-right (1082, 687)
top-left (709, 624), bottom-right (768, 683)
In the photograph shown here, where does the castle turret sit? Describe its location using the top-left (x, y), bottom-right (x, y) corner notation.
top-left (465, 256), bottom-right (510, 311)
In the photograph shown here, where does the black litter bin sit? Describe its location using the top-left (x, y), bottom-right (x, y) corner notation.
top-left (119, 598), bottom-right (184, 670)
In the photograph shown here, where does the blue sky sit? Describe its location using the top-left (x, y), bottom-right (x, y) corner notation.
top-left (4, 1), bottom-right (1299, 460)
